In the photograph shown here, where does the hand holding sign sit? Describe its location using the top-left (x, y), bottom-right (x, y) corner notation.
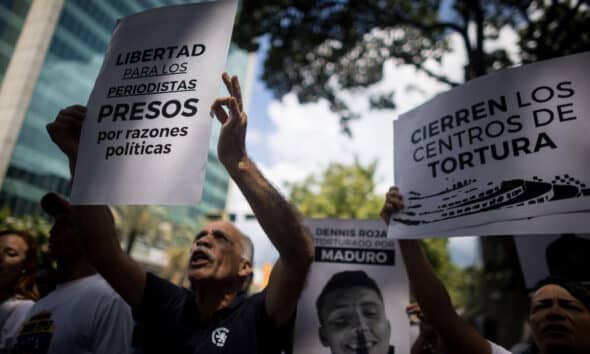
top-left (47, 105), bottom-right (86, 159)
top-left (211, 73), bottom-right (247, 171)
top-left (47, 105), bottom-right (87, 175)
top-left (380, 186), bottom-right (404, 225)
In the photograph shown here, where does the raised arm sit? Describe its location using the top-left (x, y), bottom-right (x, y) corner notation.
top-left (211, 73), bottom-right (314, 326)
top-left (381, 187), bottom-right (491, 354)
top-left (46, 106), bottom-right (146, 307)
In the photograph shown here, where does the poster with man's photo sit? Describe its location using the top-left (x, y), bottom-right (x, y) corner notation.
top-left (514, 233), bottom-right (590, 289)
top-left (293, 219), bottom-right (410, 354)
top-left (391, 51), bottom-right (590, 239)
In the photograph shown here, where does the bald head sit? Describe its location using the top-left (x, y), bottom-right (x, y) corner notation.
top-left (202, 221), bottom-right (253, 263)
top-left (189, 221), bottom-right (254, 292)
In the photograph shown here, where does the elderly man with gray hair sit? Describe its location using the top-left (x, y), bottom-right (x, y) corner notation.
top-left (44, 73), bottom-right (314, 354)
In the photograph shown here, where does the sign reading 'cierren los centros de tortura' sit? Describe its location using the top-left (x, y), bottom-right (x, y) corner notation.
top-left (391, 51), bottom-right (590, 239)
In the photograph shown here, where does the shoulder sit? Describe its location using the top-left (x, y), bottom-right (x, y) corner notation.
top-left (142, 272), bottom-right (192, 305)
top-left (220, 291), bottom-right (266, 325)
top-left (1, 299), bottom-right (35, 323)
top-left (243, 290), bottom-right (292, 333)
top-left (133, 272), bottom-right (193, 324)
top-left (0, 299), bottom-right (35, 328)
top-left (245, 291), bottom-right (266, 306)
top-left (241, 291), bottom-right (294, 353)
top-left (489, 341), bottom-right (512, 354)
top-left (1, 299), bottom-right (34, 313)
top-left (68, 275), bottom-right (129, 313)
top-left (238, 291), bottom-right (266, 318)
top-left (82, 274), bottom-right (125, 300)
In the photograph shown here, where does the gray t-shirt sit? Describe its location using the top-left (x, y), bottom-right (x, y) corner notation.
top-left (0, 298), bottom-right (34, 352)
top-left (490, 341), bottom-right (512, 354)
top-left (11, 274), bottom-right (133, 354)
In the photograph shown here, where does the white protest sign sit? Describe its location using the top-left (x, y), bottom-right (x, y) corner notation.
top-left (294, 219), bottom-right (410, 354)
top-left (71, 0), bottom-right (238, 205)
top-left (417, 211), bottom-right (590, 238)
top-left (391, 52), bottom-right (590, 238)
top-left (514, 233), bottom-right (590, 289)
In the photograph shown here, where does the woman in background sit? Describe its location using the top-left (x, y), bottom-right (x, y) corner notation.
top-left (0, 230), bottom-right (39, 353)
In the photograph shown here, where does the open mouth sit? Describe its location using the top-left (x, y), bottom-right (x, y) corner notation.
top-left (189, 249), bottom-right (213, 267)
top-left (542, 324), bottom-right (572, 336)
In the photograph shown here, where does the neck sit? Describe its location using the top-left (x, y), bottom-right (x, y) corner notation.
top-left (191, 280), bottom-right (241, 321)
top-left (56, 258), bottom-right (96, 284)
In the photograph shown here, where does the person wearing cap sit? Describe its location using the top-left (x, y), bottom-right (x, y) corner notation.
top-left (9, 194), bottom-right (133, 354)
top-left (316, 270), bottom-right (393, 354)
top-left (380, 186), bottom-right (590, 354)
top-left (44, 73), bottom-right (314, 354)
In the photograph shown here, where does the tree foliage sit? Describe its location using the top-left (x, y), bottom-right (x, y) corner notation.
top-left (234, 0), bottom-right (590, 134)
top-left (287, 160), bottom-right (473, 305)
top-left (0, 207), bottom-right (51, 250)
top-left (288, 160), bottom-right (383, 218)
top-left (0, 207), bottom-right (53, 270)
top-left (160, 222), bottom-right (199, 284)
top-left (112, 205), bottom-right (169, 254)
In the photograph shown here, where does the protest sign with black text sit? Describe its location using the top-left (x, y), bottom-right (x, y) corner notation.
top-left (71, 0), bottom-right (238, 205)
top-left (391, 52), bottom-right (590, 238)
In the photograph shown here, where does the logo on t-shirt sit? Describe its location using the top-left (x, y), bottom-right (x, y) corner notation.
top-left (211, 327), bottom-right (230, 347)
top-left (11, 311), bottom-right (54, 354)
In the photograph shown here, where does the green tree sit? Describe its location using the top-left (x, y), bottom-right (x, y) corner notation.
top-left (0, 207), bottom-right (51, 250)
top-left (289, 160), bottom-right (383, 218)
top-left (160, 221), bottom-right (200, 285)
top-left (421, 237), bottom-right (473, 307)
top-left (287, 160), bottom-right (472, 306)
top-left (112, 205), bottom-right (169, 254)
top-left (0, 207), bottom-right (53, 269)
top-left (234, 0), bottom-right (590, 134)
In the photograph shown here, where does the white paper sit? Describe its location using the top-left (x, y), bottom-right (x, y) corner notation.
top-left (390, 211), bottom-right (590, 239)
top-left (392, 51), bottom-right (590, 238)
top-left (71, 0), bottom-right (238, 205)
top-left (294, 219), bottom-right (410, 354)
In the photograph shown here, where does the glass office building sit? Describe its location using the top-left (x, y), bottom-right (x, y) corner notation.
top-left (0, 0), bottom-right (250, 226)
top-left (0, 0), bottom-right (31, 82)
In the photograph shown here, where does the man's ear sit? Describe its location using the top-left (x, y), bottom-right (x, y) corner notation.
top-left (319, 326), bottom-right (329, 347)
top-left (238, 259), bottom-right (253, 292)
top-left (238, 259), bottom-right (252, 277)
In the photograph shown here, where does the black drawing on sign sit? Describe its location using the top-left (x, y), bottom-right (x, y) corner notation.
top-left (394, 175), bottom-right (589, 225)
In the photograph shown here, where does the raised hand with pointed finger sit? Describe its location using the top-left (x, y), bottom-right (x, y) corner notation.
top-left (210, 72), bottom-right (247, 171)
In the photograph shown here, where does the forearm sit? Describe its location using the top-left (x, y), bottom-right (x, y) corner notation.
top-left (74, 205), bottom-right (146, 307)
top-left (227, 156), bottom-right (313, 266)
top-left (398, 240), bottom-right (456, 324)
top-left (399, 239), bottom-right (490, 354)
